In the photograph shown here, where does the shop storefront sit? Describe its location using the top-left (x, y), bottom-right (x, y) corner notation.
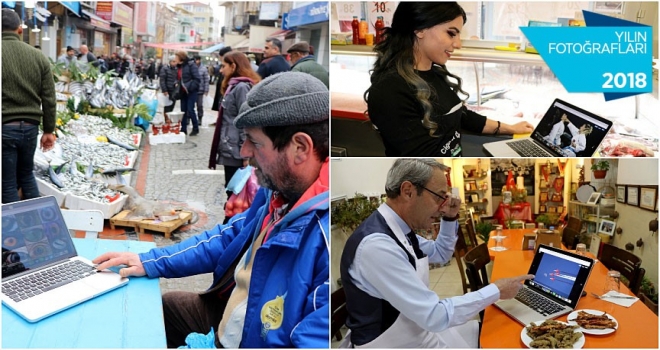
top-left (284, 1), bottom-right (329, 69)
top-left (95, 1), bottom-right (134, 48)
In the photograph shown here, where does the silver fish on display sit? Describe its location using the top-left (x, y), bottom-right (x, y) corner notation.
top-left (107, 135), bottom-right (137, 151)
top-left (48, 165), bottom-right (64, 188)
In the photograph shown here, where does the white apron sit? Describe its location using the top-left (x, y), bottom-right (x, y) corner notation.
top-left (340, 207), bottom-right (479, 348)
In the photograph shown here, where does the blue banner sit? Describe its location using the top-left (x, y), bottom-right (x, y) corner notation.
top-left (2, 1), bottom-right (16, 8)
top-left (59, 1), bottom-right (80, 17)
top-left (286, 2), bottom-right (328, 28)
top-left (520, 11), bottom-right (651, 101)
top-left (282, 13), bottom-right (290, 30)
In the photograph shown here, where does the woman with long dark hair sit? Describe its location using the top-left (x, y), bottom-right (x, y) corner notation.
top-left (208, 52), bottom-right (261, 223)
top-left (366, 2), bottom-right (533, 157)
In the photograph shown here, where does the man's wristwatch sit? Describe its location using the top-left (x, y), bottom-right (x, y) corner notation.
top-left (442, 214), bottom-right (460, 222)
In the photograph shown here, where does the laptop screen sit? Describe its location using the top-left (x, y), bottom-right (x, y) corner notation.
top-left (526, 245), bottom-right (593, 307)
top-left (2, 197), bottom-right (77, 279)
top-left (531, 99), bottom-right (612, 157)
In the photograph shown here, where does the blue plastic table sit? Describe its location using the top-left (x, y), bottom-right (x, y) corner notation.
top-left (2, 238), bottom-right (166, 348)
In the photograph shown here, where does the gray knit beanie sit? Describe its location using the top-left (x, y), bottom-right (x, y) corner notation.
top-left (234, 71), bottom-right (329, 128)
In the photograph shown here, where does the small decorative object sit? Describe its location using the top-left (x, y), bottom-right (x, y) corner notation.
top-left (571, 182), bottom-right (578, 193)
top-left (551, 193), bottom-right (563, 202)
top-left (636, 238), bottom-right (644, 248)
top-left (553, 177), bottom-right (565, 193)
top-left (598, 219), bottom-right (616, 236)
top-left (540, 192), bottom-right (549, 202)
top-left (470, 194), bottom-right (479, 203)
top-left (627, 186), bottom-right (639, 206)
top-left (625, 242), bottom-right (634, 251)
top-left (503, 191), bottom-right (512, 204)
top-left (611, 211), bottom-right (619, 219)
top-left (591, 160), bottom-right (610, 179)
top-left (557, 206), bottom-right (564, 213)
top-left (586, 192), bottom-right (601, 205)
top-left (616, 227), bottom-right (623, 235)
top-left (649, 218), bottom-right (658, 233)
top-left (639, 186), bottom-right (658, 211)
top-left (475, 222), bottom-right (494, 243)
top-left (616, 185), bottom-right (626, 203)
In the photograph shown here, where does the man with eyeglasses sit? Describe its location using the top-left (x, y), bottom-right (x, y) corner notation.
top-left (339, 158), bottom-right (533, 348)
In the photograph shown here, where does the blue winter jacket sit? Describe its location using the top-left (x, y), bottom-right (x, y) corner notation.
top-left (138, 186), bottom-right (330, 348)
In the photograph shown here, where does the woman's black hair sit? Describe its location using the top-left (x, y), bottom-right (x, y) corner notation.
top-left (365, 2), bottom-right (469, 137)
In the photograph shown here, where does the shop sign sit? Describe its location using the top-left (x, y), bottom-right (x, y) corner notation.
top-left (60, 1), bottom-right (81, 16)
top-left (94, 31), bottom-right (104, 47)
top-left (90, 17), bottom-right (111, 31)
top-left (96, 1), bottom-right (113, 21)
top-left (335, 2), bottom-right (360, 21)
top-left (521, 11), bottom-right (652, 101)
top-left (113, 2), bottom-right (133, 28)
top-left (287, 1), bottom-right (329, 28)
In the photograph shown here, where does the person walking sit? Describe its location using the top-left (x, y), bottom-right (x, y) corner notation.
top-left (146, 58), bottom-right (156, 82)
top-left (211, 46), bottom-right (233, 113)
top-left (159, 55), bottom-right (179, 123)
top-left (173, 51), bottom-right (201, 136)
top-left (193, 55), bottom-right (210, 125)
top-left (208, 52), bottom-right (261, 223)
top-left (287, 41), bottom-right (329, 88)
top-left (2, 8), bottom-right (56, 203)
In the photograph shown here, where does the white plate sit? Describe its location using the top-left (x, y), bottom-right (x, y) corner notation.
top-left (521, 320), bottom-right (585, 349)
top-left (576, 185), bottom-right (596, 203)
top-left (567, 309), bottom-right (618, 335)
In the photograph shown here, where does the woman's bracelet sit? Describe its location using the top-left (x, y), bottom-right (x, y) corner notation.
top-left (493, 121), bottom-right (501, 135)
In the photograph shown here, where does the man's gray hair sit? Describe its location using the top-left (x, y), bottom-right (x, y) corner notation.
top-left (385, 159), bottom-right (448, 198)
top-left (2, 9), bottom-right (21, 32)
top-left (168, 55), bottom-right (176, 61)
top-left (266, 37), bottom-right (282, 52)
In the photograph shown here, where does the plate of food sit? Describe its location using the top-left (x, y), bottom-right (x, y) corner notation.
top-left (521, 319), bottom-right (585, 348)
top-left (567, 309), bottom-right (618, 335)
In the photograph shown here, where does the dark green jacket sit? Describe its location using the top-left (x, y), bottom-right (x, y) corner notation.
top-left (2, 32), bottom-right (56, 133)
top-left (291, 55), bottom-right (329, 88)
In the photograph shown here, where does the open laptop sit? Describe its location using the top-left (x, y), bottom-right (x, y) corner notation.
top-left (2, 196), bottom-right (128, 322)
top-left (484, 98), bottom-right (613, 157)
top-left (494, 244), bottom-right (594, 325)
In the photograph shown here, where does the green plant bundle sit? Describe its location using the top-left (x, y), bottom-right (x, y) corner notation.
top-left (475, 222), bottom-right (494, 242)
top-left (641, 276), bottom-right (658, 304)
top-left (536, 213), bottom-right (561, 227)
top-left (590, 160), bottom-right (610, 171)
top-left (332, 193), bottom-right (383, 233)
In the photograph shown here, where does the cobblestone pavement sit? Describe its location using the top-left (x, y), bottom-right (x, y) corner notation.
top-left (134, 83), bottom-right (224, 294)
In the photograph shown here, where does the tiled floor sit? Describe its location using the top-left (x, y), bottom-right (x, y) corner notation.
top-left (332, 257), bottom-right (491, 348)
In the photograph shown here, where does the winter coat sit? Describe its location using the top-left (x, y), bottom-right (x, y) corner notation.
top-left (147, 63), bottom-right (156, 80)
top-left (209, 77), bottom-right (253, 169)
top-left (291, 55), bottom-right (329, 88)
top-left (197, 63), bottom-right (210, 94)
top-left (159, 64), bottom-right (177, 94)
top-left (256, 54), bottom-right (290, 79)
top-left (179, 59), bottom-right (201, 95)
top-left (138, 159), bottom-right (330, 348)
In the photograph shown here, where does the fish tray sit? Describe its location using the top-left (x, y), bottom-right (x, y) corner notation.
top-left (136, 211), bottom-right (193, 239)
top-left (98, 171), bottom-right (133, 186)
top-left (36, 178), bottom-right (69, 206)
top-left (109, 210), bottom-right (142, 230)
top-left (148, 133), bottom-right (186, 145)
top-left (65, 192), bottom-right (128, 219)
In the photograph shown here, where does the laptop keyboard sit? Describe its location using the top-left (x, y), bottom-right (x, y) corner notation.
top-left (2, 260), bottom-right (97, 303)
top-left (515, 288), bottom-right (565, 316)
top-left (508, 139), bottom-right (552, 157)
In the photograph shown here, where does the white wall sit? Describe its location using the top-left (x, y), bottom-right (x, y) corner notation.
top-left (330, 158), bottom-right (395, 198)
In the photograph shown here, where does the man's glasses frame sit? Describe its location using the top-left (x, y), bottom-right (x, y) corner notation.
top-left (421, 186), bottom-right (449, 207)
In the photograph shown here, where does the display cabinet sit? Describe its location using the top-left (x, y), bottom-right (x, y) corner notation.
top-left (568, 200), bottom-right (616, 235)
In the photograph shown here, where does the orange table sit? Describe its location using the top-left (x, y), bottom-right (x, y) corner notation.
top-left (480, 250), bottom-right (659, 348)
top-left (486, 228), bottom-right (536, 260)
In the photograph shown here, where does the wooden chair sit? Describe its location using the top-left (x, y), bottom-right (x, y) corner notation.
top-left (561, 227), bottom-right (580, 250)
top-left (565, 216), bottom-right (582, 232)
top-left (464, 243), bottom-right (491, 291)
top-left (638, 292), bottom-right (658, 316)
top-left (331, 287), bottom-right (349, 341)
top-left (599, 244), bottom-right (645, 295)
top-left (464, 217), bottom-right (479, 248)
top-left (454, 224), bottom-right (471, 295)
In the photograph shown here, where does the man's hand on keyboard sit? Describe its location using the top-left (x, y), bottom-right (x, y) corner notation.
top-left (493, 274), bottom-right (535, 299)
top-left (93, 252), bottom-right (146, 278)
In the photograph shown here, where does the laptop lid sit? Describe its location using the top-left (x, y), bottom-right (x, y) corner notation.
top-left (530, 99), bottom-right (613, 157)
top-left (525, 244), bottom-right (594, 309)
top-left (2, 196), bottom-right (78, 279)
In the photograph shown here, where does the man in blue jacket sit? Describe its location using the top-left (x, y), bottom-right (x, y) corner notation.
top-left (94, 72), bottom-right (329, 348)
top-left (257, 38), bottom-right (290, 79)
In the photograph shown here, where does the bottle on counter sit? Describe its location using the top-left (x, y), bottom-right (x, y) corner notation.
top-left (351, 16), bottom-right (359, 45)
top-left (375, 16), bottom-right (385, 44)
top-left (359, 17), bottom-right (368, 45)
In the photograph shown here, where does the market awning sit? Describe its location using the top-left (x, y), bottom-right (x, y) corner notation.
top-left (200, 42), bottom-right (225, 54)
top-left (233, 39), bottom-right (251, 52)
top-left (268, 29), bottom-right (294, 40)
top-left (59, 1), bottom-right (81, 17)
top-left (143, 42), bottom-right (219, 50)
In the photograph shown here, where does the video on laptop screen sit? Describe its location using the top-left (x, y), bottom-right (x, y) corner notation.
top-left (531, 101), bottom-right (610, 157)
top-left (527, 246), bottom-right (592, 305)
top-left (2, 199), bottom-right (77, 278)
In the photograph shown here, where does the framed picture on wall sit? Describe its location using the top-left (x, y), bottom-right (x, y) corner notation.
top-left (470, 194), bottom-right (479, 203)
top-left (627, 186), bottom-right (639, 206)
top-left (540, 192), bottom-right (549, 202)
top-left (548, 206), bottom-right (557, 213)
top-left (557, 206), bottom-right (564, 213)
top-left (539, 205), bottom-right (547, 213)
top-left (598, 219), bottom-right (616, 236)
top-left (640, 186), bottom-right (658, 211)
top-left (616, 185), bottom-right (626, 203)
top-left (586, 192), bottom-right (601, 205)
